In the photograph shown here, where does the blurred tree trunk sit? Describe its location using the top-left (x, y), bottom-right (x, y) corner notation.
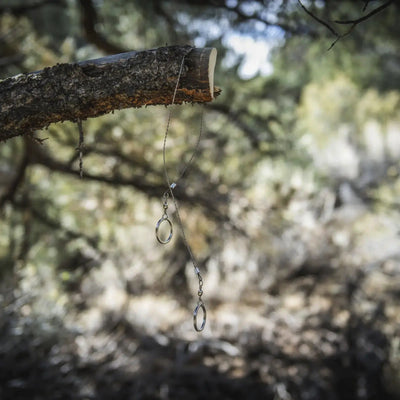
top-left (0, 45), bottom-right (218, 141)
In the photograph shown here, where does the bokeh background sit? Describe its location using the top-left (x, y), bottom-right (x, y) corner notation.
top-left (1, 1), bottom-right (400, 399)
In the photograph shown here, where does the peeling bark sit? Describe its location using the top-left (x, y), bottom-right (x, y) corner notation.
top-left (0, 45), bottom-right (218, 141)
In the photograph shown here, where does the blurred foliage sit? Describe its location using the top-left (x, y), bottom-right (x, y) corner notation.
top-left (1, 1), bottom-right (400, 399)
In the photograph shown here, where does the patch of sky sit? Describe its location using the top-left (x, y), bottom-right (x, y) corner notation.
top-left (178, 9), bottom-right (284, 79)
top-left (222, 27), bottom-right (284, 79)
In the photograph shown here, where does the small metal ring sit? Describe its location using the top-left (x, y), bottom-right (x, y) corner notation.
top-left (193, 302), bottom-right (206, 332)
top-left (155, 217), bottom-right (173, 244)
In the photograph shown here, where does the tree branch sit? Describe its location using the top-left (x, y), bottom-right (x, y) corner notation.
top-left (13, 197), bottom-right (100, 250)
top-left (207, 103), bottom-right (279, 150)
top-left (297, 0), bottom-right (338, 37)
top-left (335, 0), bottom-right (394, 24)
top-left (0, 143), bottom-right (29, 208)
top-left (362, 0), bottom-right (373, 12)
top-left (295, 0), bottom-right (395, 49)
top-left (170, 0), bottom-right (317, 37)
top-left (0, 0), bottom-right (65, 15)
top-left (26, 142), bottom-right (233, 227)
top-left (0, 45), bottom-right (219, 141)
top-left (78, 0), bottom-right (127, 54)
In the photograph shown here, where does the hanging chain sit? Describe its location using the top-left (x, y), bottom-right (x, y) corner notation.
top-left (156, 48), bottom-right (207, 332)
top-left (77, 119), bottom-right (84, 179)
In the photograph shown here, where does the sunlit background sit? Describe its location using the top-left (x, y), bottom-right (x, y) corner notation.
top-left (1, 1), bottom-right (400, 399)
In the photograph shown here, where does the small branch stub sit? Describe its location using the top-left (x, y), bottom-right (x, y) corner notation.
top-left (0, 45), bottom-right (219, 141)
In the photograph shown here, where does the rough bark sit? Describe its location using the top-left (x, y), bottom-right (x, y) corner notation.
top-left (0, 45), bottom-right (218, 141)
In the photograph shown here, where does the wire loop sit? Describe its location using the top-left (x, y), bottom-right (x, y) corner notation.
top-left (193, 301), bottom-right (207, 332)
top-left (155, 216), bottom-right (173, 244)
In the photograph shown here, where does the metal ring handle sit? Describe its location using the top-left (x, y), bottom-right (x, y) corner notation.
top-left (155, 216), bottom-right (173, 244)
top-left (193, 301), bottom-right (206, 332)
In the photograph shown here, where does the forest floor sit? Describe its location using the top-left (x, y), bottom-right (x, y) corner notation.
top-left (1, 199), bottom-right (400, 400)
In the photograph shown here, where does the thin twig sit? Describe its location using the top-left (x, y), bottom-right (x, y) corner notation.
top-left (327, 23), bottom-right (356, 51)
top-left (27, 133), bottom-right (49, 145)
top-left (327, 0), bottom-right (391, 51)
top-left (363, 0), bottom-right (372, 12)
top-left (297, 0), bottom-right (338, 37)
top-left (335, 0), bottom-right (394, 24)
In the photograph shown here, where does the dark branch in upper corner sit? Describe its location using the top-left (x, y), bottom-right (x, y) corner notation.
top-left (297, 0), bottom-right (395, 50)
top-left (335, 0), bottom-right (394, 24)
top-left (329, 0), bottom-right (394, 50)
top-left (78, 0), bottom-right (128, 54)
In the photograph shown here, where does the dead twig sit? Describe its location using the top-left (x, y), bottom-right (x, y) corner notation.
top-left (297, 0), bottom-right (338, 37)
top-left (298, 0), bottom-right (395, 50)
